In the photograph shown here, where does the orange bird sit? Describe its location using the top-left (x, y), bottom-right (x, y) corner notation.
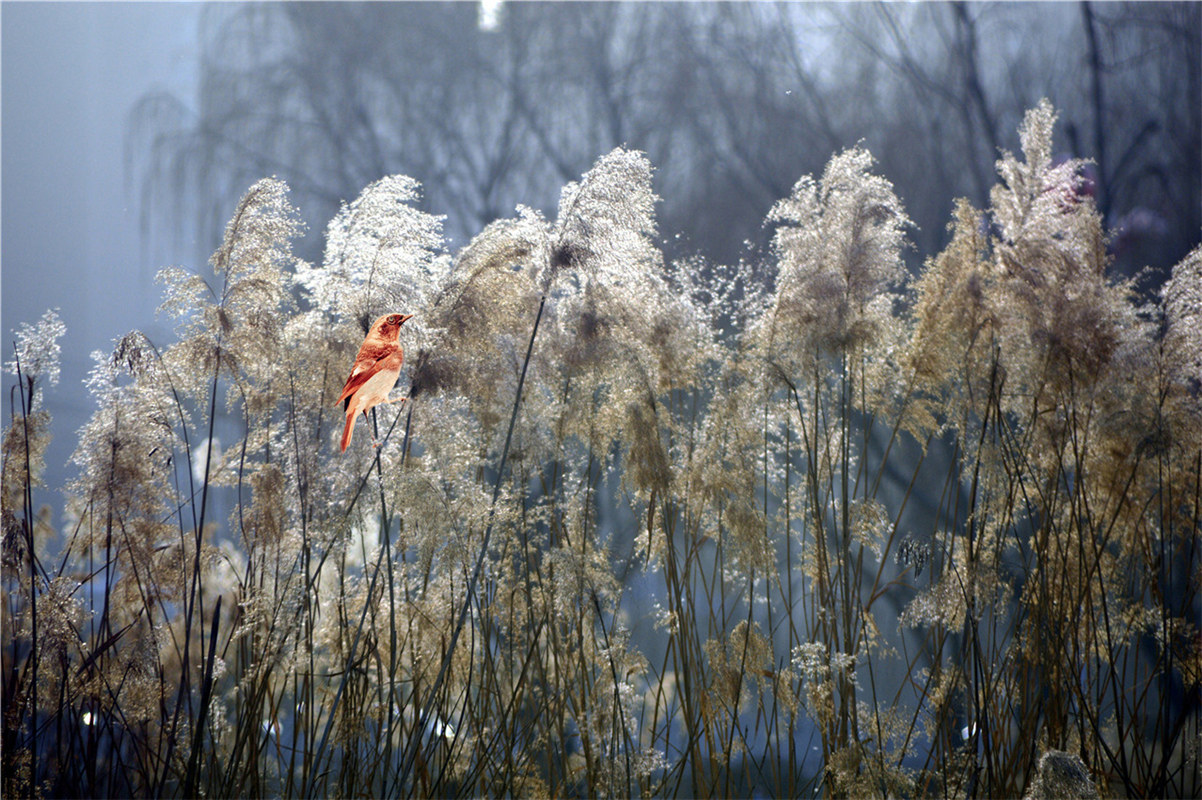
top-left (335, 313), bottom-right (413, 451)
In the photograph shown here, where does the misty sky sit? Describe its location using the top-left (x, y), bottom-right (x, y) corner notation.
top-left (3, 2), bottom-right (207, 481)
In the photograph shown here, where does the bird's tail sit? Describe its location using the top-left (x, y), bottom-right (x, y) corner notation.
top-left (341, 410), bottom-right (356, 451)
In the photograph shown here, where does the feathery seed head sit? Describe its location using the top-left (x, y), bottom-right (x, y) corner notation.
top-left (6, 309), bottom-right (66, 395)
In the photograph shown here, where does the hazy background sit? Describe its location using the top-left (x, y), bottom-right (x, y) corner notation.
top-left (3, 2), bottom-right (213, 489)
top-left (4, 0), bottom-right (1199, 499)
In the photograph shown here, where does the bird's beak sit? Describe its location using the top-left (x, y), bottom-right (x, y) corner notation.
top-left (400, 314), bottom-right (414, 325)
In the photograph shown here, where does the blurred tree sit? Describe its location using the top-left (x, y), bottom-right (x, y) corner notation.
top-left (1067, 1), bottom-right (1201, 279)
top-left (131, 1), bottom-right (1198, 279)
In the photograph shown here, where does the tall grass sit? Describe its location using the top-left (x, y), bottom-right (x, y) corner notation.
top-left (3, 102), bottom-right (1199, 798)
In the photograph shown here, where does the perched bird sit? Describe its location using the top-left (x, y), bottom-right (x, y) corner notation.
top-left (336, 313), bottom-right (413, 451)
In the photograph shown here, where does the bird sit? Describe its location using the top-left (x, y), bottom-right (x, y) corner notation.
top-left (335, 313), bottom-right (413, 451)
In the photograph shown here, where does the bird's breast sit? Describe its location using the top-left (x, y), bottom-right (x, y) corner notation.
top-left (355, 363), bottom-right (401, 405)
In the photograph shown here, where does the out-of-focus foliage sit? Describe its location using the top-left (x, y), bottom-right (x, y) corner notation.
top-left (6, 103), bottom-right (1200, 798)
top-left (131, 1), bottom-right (1199, 279)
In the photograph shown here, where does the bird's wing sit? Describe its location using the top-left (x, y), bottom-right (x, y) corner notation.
top-left (335, 349), bottom-right (403, 407)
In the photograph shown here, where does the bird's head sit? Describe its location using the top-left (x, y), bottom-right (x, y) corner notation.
top-left (369, 313), bottom-right (414, 341)
top-left (385, 313), bottom-right (414, 328)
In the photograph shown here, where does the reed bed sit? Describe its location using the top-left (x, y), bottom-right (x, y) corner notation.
top-left (4, 101), bottom-right (1198, 798)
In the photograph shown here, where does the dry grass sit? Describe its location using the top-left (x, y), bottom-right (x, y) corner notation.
top-left (3, 104), bottom-right (1198, 798)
